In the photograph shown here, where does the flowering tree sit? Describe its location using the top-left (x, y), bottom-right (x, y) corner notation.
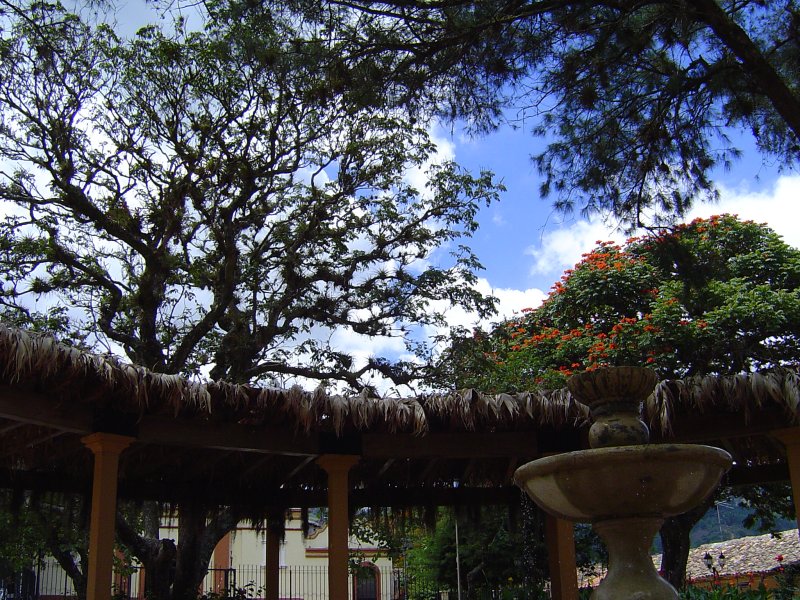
top-left (439, 214), bottom-right (800, 588)
top-left (444, 214), bottom-right (800, 392)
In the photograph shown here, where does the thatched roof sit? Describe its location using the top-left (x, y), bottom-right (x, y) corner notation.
top-left (0, 325), bottom-right (798, 507)
top-left (649, 372), bottom-right (800, 436)
top-left (0, 325), bottom-right (586, 435)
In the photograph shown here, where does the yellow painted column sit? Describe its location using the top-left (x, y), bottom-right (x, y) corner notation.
top-left (318, 455), bottom-right (359, 600)
top-left (82, 432), bottom-right (135, 600)
top-left (264, 516), bottom-right (281, 600)
top-left (544, 514), bottom-right (578, 600)
top-left (773, 427), bottom-right (800, 534)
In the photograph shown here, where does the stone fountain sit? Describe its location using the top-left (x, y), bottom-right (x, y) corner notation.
top-left (514, 367), bottom-right (732, 599)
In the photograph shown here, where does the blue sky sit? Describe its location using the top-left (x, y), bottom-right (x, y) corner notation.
top-left (434, 123), bottom-right (800, 327)
top-left (333, 118), bottom-right (800, 394)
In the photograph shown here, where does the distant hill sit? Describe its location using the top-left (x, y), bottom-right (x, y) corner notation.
top-left (690, 501), bottom-right (795, 547)
top-left (649, 500), bottom-right (795, 553)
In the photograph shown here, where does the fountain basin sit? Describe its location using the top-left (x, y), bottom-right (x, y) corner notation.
top-left (514, 444), bottom-right (732, 523)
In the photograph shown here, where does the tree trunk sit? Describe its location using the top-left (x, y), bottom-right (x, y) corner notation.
top-left (49, 546), bottom-right (87, 600)
top-left (691, 0), bottom-right (800, 142)
top-left (659, 495), bottom-right (716, 589)
top-left (116, 508), bottom-right (176, 600)
top-left (172, 503), bottom-right (241, 600)
top-left (117, 501), bottom-right (240, 600)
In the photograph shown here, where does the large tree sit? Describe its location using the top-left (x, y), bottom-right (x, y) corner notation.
top-left (0, 0), bottom-right (499, 389)
top-left (441, 214), bottom-right (800, 588)
top-left (0, 1), bottom-right (500, 598)
top-left (259, 0), bottom-right (800, 226)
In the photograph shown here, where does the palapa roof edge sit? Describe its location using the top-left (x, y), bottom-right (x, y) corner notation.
top-left (646, 370), bottom-right (800, 436)
top-left (3, 325), bottom-right (796, 437)
top-left (0, 325), bottom-right (587, 435)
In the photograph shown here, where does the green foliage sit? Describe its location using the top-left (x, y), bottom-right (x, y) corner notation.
top-left (271, 0), bottom-right (800, 225)
top-left (737, 484), bottom-right (796, 533)
top-left (440, 214), bottom-right (799, 589)
top-left (681, 585), bottom-right (770, 600)
top-left (773, 563), bottom-right (800, 600)
top-left (0, 0), bottom-right (501, 391)
top-left (198, 581), bottom-right (263, 600)
top-left (684, 496), bottom-right (795, 548)
top-left (379, 503), bottom-right (559, 597)
top-left (0, 3), bottom-right (499, 600)
top-left (0, 491), bottom-right (90, 596)
top-left (443, 215), bottom-right (800, 392)
top-left (350, 508), bottom-right (419, 563)
top-left (351, 504), bottom-right (553, 597)
top-left (0, 492), bottom-right (45, 576)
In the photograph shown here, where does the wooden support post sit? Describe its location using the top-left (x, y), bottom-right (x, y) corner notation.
top-left (545, 514), bottom-right (578, 600)
top-left (773, 427), bottom-right (800, 535)
top-left (82, 432), bottom-right (134, 600)
top-left (265, 514), bottom-right (282, 600)
top-left (318, 455), bottom-right (359, 600)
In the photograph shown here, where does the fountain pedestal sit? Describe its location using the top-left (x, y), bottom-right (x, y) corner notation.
top-left (514, 367), bottom-right (732, 599)
top-left (592, 518), bottom-right (675, 600)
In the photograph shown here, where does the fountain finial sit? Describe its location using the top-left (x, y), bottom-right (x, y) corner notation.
top-left (568, 366), bottom-right (656, 448)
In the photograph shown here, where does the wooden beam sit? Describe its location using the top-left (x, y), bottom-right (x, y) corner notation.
top-left (0, 421), bottom-right (25, 435)
top-left (280, 455), bottom-right (317, 485)
top-left (137, 416), bottom-right (320, 456)
top-left (0, 386), bottom-right (93, 433)
top-left (419, 458), bottom-right (440, 483)
top-left (0, 430), bottom-right (65, 458)
top-left (362, 432), bottom-right (538, 459)
top-left (0, 467), bottom-right (523, 508)
top-left (545, 515), bottom-right (578, 600)
top-left (317, 455), bottom-right (359, 600)
top-left (0, 468), bottom-right (91, 493)
top-left (652, 411), bottom-right (790, 444)
top-left (504, 458), bottom-right (519, 483)
top-left (240, 455), bottom-right (274, 480)
top-left (348, 486), bottom-right (520, 508)
top-left (377, 459), bottom-right (395, 476)
top-left (770, 428), bottom-right (800, 533)
top-left (82, 433), bottom-right (134, 600)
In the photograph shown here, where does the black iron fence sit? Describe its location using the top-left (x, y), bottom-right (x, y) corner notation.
top-left (10, 563), bottom-right (540, 600)
top-left (13, 563), bottom-right (410, 600)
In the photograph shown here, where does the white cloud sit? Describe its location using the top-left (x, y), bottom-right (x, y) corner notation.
top-left (491, 210), bottom-right (506, 226)
top-left (419, 277), bottom-right (547, 346)
top-left (403, 128), bottom-right (455, 198)
top-left (480, 278), bottom-right (548, 322)
top-left (524, 220), bottom-right (625, 279)
top-left (329, 326), bottom-right (407, 365)
top-left (521, 174), bottom-right (800, 282)
top-left (688, 174), bottom-right (800, 248)
top-left (302, 176), bottom-right (800, 394)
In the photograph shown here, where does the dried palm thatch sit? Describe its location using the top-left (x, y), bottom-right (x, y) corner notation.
top-left (647, 370), bottom-right (800, 435)
top-left (0, 325), bottom-right (587, 437)
top-left (4, 325), bottom-right (795, 439)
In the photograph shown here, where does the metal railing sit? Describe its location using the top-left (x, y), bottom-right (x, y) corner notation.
top-left (17, 562), bottom-right (536, 600)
